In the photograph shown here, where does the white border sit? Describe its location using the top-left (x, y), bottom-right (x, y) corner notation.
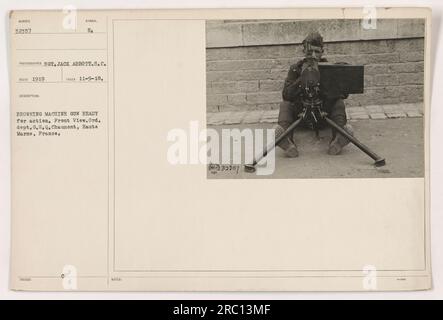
top-left (1, 0), bottom-right (442, 299)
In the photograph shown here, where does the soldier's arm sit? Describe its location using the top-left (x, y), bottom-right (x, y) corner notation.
top-left (282, 64), bottom-right (302, 102)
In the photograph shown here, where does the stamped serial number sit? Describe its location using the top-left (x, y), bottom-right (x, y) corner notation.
top-left (208, 163), bottom-right (240, 175)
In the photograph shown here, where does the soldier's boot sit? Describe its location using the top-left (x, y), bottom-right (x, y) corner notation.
top-left (328, 124), bottom-right (354, 155)
top-left (275, 125), bottom-right (298, 158)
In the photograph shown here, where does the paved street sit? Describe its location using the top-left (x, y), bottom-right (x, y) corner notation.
top-left (207, 102), bottom-right (423, 126)
top-left (207, 118), bottom-right (424, 179)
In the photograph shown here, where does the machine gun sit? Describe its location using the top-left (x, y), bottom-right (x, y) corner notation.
top-left (244, 58), bottom-right (386, 173)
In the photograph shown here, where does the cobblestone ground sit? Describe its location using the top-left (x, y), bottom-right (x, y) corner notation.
top-left (207, 117), bottom-right (424, 179)
top-left (207, 102), bottom-right (423, 125)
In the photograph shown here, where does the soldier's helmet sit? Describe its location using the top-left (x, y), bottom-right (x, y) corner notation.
top-left (302, 31), bottom-right (324, 48)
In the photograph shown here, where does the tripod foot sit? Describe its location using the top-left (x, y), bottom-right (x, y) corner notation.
top-left (244, 164), bottom-right (256, 173)
top-left (374, 158), bottom-right (386, 167)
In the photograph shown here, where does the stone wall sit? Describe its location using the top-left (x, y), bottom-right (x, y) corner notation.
top-left (206, 19), bottom-right (425, 112)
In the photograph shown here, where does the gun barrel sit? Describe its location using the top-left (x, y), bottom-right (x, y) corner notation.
top-left (324, 117), bottom-right (386, 167)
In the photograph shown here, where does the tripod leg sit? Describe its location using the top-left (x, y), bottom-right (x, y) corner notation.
top-left (244, 116), bottom-right (303, 173)
top-left (324, 117), bottom-right (386, 167)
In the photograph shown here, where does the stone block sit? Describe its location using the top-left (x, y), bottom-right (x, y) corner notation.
top-left (207, 112), bottom-right (231, 125)
top-left (246, 91), bottom-right (282, 104)
top-left (259, 80), bottom-right (284, 92)
top-left (369, 113), bottom-right (387, 120)
top-left (399, 51), bottom-right (424, 62)
top-left (242, 110), bottom-right (264, 124)
top-left (206, 23), bottom-right (242, 48)
top-left (386, 112), bottom-right (407, 118)
top-left (350, 113), bottom-right (370, 120)
top-left (227, 93), bottom-right (247, 105)
top-left (397, 19), bottom-right (425, 38)
top-left (207, 94), bottom-right (227, 106)
top-left (406, 111), bottom-right (422, 118)
top-left (224, 111), bottom-right (247, 124)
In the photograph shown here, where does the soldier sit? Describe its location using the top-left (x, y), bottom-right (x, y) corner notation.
top-left (276, 31), bottom-right (353, 157)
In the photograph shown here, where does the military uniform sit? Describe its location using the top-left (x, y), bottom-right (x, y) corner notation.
top-left (279, 57), bottom-right (347, 130)
top-left (276, 57), bottom-right (351, 156)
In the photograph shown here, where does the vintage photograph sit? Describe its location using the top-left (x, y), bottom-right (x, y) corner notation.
top-left (8, 8), bottom-right (433, 294)
top-left (206, 19), bottom-right (425, 178)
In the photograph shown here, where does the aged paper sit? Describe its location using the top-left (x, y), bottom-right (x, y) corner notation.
top-left (10, 8), bottom-right (431, 291)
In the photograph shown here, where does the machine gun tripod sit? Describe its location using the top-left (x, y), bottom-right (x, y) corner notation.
top-left (244, 107), bottom-right (386, 173)
top-left (244, 103), bottom-right (386, 173)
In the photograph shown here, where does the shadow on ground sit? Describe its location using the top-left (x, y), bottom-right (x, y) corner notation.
top-left (207, 118), bottom-right (424, 179)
